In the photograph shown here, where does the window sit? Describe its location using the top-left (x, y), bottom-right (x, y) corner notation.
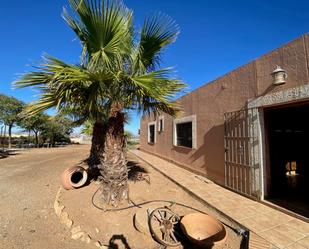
top-left (176, 122), bottom-right (192, 147)
top-left (173, 115), bottom-right (196, 149)
top-left (158, 116), bottom-right (164, 132)
top-left (148, 122), bottom-right (156, 144)
top-left (149, 125), bottom-right (155, 143)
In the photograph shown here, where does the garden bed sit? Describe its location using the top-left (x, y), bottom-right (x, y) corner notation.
top-left (60, 153), bottom-right (245, 249)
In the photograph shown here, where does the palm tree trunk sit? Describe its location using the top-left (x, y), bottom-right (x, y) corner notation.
top-left (87, 121), bottom-right (107, 173)
top-left (100, 105), bottom-right (128, 207)
top-left (8, 125), bottom-right (12, 149)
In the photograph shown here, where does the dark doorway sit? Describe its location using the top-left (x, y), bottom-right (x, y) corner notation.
top-left (264, 102), bottom-right (309, 217)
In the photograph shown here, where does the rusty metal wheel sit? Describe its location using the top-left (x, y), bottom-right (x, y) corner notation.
top-left (148, 208), bottom-right (181, 247)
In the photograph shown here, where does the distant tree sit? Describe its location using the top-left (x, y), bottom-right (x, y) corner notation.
top-left (81, 114), bottom-right (131, 137)
top-left (0, 94), bottom-right (24, 148)
top-left (81, 120), bottom-right (93, 136)
top-left (18, 111), bottom-right (49, 147)
top-left (124, 130), bottom-right (138, 148)
top-left (54, 115), bottom-right (75, 135)
top-left (124, 130), bottom-right (133, 141)
top-left (40, 115), bottom-right (74, 146)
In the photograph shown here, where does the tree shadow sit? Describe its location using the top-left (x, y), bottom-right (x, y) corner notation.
top-left (0, 149), bottom-right (21, 159)
top-left (107, 234), bottom-right (132, 249)
top-left (127, 160), bottom-right (149, 183)
top-left (78, 159), bottom-right (150, 184)
top-left (189, 124), bottom-right (225, 184)
top-left (149, 223), bottom-right (216, 249)
top-left (78, 156), bottom-right (102, 181)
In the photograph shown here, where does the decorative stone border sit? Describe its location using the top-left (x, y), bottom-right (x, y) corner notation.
top-left (248, 84), bottom-right (309, 108)
top-left (53, 186), bottom-right (108, 249)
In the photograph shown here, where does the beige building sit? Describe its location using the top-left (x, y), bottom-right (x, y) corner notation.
top-left (140, 33), bottom-right (309, 218)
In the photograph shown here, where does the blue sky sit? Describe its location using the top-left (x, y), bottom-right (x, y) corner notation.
top-left (0, 0), bottom-right (308, 135)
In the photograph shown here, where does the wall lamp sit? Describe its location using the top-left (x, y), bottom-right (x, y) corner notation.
top-left (271, 65), bottom-right (288, 85)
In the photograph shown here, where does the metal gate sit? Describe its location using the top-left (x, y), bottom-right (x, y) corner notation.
top-left (224, 108), bottom-right (261, 199)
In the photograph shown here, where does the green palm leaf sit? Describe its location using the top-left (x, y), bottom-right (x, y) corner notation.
top-left (133, 13), bottom-right (179, 73)
top-left (14, 0), bottom-right (186, 122)
top-left (63, 0), bottom-right (133, 69)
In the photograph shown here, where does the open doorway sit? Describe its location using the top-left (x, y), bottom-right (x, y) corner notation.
top-left (264, 102), bottom-right (309, 217)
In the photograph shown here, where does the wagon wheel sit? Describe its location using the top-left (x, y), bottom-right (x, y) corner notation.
top-left (149, 208), bottom-right (181, 247)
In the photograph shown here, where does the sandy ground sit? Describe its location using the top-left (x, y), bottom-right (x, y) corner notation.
top-left (0, 145), bottom-right (242, 249)
top-left (0, 145), bottom-right (91, 249)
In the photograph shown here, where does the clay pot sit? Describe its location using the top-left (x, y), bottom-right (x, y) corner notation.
top-left (180, 213), bottom-right (227, 247)
top-left (60, 166), bottom-right (88, 190)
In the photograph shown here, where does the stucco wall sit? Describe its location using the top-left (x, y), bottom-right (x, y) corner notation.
top-left (140, 33), bottom-right (309, 185)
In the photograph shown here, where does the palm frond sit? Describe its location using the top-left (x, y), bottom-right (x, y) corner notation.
top-left (13, 0), bottom-right (185, 123)
top-left (14, 55), bottom-right (113, 118)
top-left (63, 0), bottom-right (133, 69)
top-left (132, 13), bottom-right (179, 73)
top-left (126, 68), bottom-right (186, 116)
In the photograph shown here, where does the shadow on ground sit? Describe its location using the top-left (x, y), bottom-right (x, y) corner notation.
top-left (107, 234), bottom-right (132, 249)
top-left (127, 160), bottom-right (149, 183)
top-left (78, 159), bottom-right (149, 183)
top-left (0, 149), bottom-right (21, 159)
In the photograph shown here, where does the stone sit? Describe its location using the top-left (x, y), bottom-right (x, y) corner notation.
top-left (71, 225), bottom-right (81, 235)
top-left (94, 241), bottom-right (101, 247)
top-left (85, 235), bottom-right (91, 244)
top-left (59, 211), bottom-right (69, 225)
top-left (55, 205), bottom-right (65, 217)
top-left (65, 219), bottom-right (73, 229)
top-left (60, 211), bottom-right (73, 228)
top-left (95, 228), bottom-right (100, 234)
top-left (81, 234), bottom-right (91, 243)
top-left (53, 200), bottom-right (59, 210)
top-left (71, 231), bottom-right (84, 240)
top-left (94, 241), bottom-right (108, 249)
top-left (55, 187), bottom-right (62, 200)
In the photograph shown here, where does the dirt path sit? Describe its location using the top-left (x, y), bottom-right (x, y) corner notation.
top-left (0, 145), bottom-right (92, 249)
top-left (0, 145), bottom-right (242, 249)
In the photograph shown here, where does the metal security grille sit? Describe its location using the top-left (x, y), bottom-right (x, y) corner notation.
top-left (224, 108), bottom-right (261, 199)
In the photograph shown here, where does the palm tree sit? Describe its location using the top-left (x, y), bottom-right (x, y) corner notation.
top-left (14, 0), bottom-right (185, 206)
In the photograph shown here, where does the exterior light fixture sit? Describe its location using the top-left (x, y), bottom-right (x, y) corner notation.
top-left (271, 65), bottom-right (287, 85)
